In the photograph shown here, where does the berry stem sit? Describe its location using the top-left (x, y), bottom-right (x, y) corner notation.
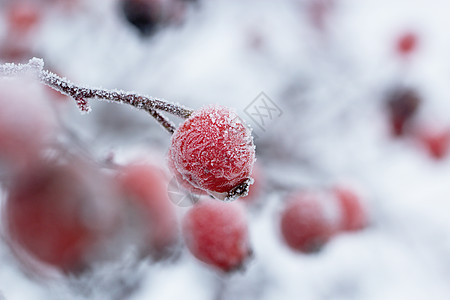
top-left (0, 58), bottom-right (195, 134)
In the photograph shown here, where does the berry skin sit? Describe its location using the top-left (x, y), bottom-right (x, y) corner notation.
top-left (116, 163), bottom-right (179, 258)
top-left (4, 159), bottom-right (120, 274)
top-left (168, 105), bottom-right (255, 201)
top-left (396, 32), bottom-right (418, 56)
top-left (386, 88), bottom-right (421, 137)
top-left (280, 191), bottom-right (339, 253)
top-left (182, 200), bottom-right (251, 272)
top-left (416, 126), bottom-right (450, 160)
top-left (334, 187), bottom-right (368, 232)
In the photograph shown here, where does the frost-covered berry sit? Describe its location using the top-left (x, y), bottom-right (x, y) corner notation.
top-left (116, 162), bottom-right (179, 259)
top-left (334, 187), bottom-right (368, 232)
top-left (4, 159), bottom-right (120, 274)
top-left (168, 105), bottom-right (255, 201)
top-left (182, 200), bottom-right (251, 272)
top-left (280, 191), bottom-right (340, 253)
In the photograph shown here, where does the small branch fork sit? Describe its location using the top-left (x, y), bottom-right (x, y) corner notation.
top-left (0, 58), bottom-right (194, 134)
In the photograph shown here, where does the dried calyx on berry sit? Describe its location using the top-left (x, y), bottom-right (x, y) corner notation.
top-left (168, 105), bottom-right (256, 201)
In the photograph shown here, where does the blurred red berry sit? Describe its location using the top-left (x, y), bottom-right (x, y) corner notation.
top-left (168, 105), bottom-right (255, 201)
top-left (334, 187), bottom-right (368, 232)
top-left (396, 32), bottom-right (418, 56)
top-left (416, 126), bottom-right (450, 160)
top-left (0, 78), bottom-right (57, 169)
top-left (4, 159), bottom-right (120, 274)
top-left (386, 88), bottom-right (421, 137)
top-left (182, 200), bottom-right (251, 272)
top-left (280, 191), bottom-right (339, 253)
top-left (6, 1), bottom-right (42, 34)
top-left (116, 163), bottom-right (179, 258)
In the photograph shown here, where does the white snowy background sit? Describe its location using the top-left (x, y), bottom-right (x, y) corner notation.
top-left (2, 0), bottom-right (450, 299)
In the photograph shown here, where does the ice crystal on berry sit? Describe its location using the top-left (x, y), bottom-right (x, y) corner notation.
top-left (168, 105), bottom-right (256, 201)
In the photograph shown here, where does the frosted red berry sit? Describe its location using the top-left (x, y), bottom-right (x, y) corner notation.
top-left (168, 105), bottom-right (255, 201)
top-left (334, 187), bottom-right (368, 232)
top-left (116, 162), bottom-right (179, 258)
top-left (4, 159), bottom-right (120, 274)
top-left (182, 200), bottom-right (251, 272)
top-left (280, 191), bottom-right (339, 253)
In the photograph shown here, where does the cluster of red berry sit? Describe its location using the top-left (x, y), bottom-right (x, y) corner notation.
top-left (385, 32), bottom-right (450, 160)
top-left (0, 74), bottom-right (259, 276)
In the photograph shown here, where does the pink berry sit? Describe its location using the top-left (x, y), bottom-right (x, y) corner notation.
top-left (116, 162), bottom-right (179, 258)
top-left (396, 32), bottom-right (418, 56)
top-left (168, 105), bottom-right (255, 201)
top-left (4, 159), bottom-right (120, 274)
top-left (280, 191), bottom-right (339, 253)
top-left (182, 200), bottom-right (251, 272)
top-left (0, 78), bottom-right (57, 169)
top-left (6, 1), bottom-right (42, 35)
top-left (334, 187), bottom-right (368, 232)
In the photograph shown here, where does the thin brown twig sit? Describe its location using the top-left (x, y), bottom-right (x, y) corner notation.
top-left (0, 58), bottom-right (194, 134)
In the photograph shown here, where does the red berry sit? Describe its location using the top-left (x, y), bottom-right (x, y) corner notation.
top-left (4, 159), bottom-right (120, 274)
top-left (7, 1), bottom-right (42, 34)
top-left (396, 32), bottom-right (418, 56)
top-left (168, 105), bottom-right (255, 201)
top-left (182, 200), bottom-right (251, 272)
top-left (386, 88), bottom-right (421, 137)
top-left (167, 147), bottom-right (207, 196)
top-left (416, 126), bottom-right (450, 160)
top-left (0, 78), bottom-right (57, 169)
top-left (334, 187), bottom-right (368, 232)
top-left (280, 191), bottom-right (339, 253)
top-left (116, 162), bottom-right (179, 258)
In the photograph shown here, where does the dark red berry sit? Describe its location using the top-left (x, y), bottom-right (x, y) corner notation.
top-left (386, 88), bottom-right (421, 137)
top-left (4, 159), bottom-right (120, 274)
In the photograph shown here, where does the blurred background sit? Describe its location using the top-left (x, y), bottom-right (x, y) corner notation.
top-left (1, 0), bottom-right (450, 299)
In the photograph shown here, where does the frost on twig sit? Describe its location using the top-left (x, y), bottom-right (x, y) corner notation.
top-left (0, 58), bottom-right (195, 134)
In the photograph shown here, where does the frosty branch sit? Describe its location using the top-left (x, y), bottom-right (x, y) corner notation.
top-left (0, 58), bottom-right (195, 134)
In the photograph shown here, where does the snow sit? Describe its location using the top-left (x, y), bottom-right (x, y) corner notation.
top-left (2, 0), bottom-right (450, 299)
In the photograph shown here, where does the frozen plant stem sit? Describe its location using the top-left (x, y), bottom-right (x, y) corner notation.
top-left (0, 58), bottom-right (195, 134)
